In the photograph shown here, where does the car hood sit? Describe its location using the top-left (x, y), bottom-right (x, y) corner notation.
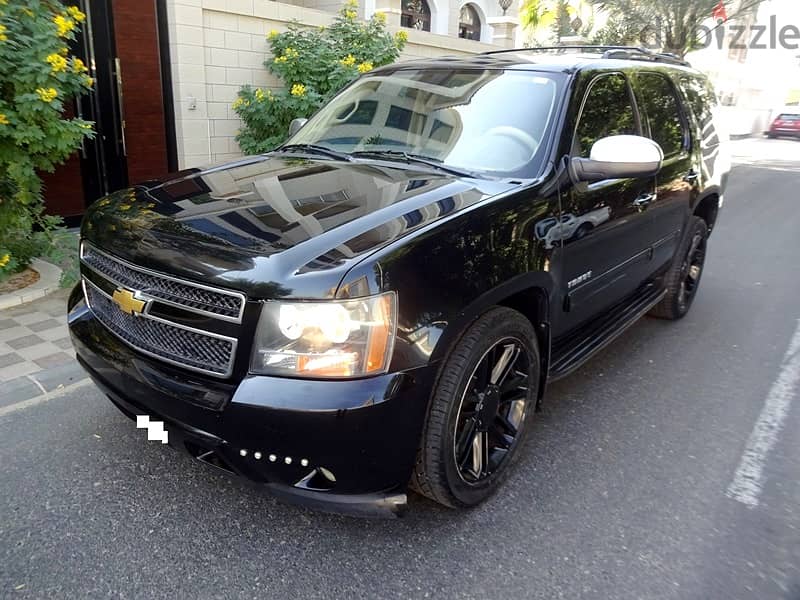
top-left (81, 154), bottom-right (518, 299)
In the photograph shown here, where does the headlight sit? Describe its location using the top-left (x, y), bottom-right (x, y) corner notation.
top-left (250, 292), bottom-right (397, 378)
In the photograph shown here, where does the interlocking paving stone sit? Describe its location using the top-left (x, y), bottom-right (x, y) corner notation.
top-left (31, 362), bottom-right (87, 392)
top-left (53, 337), bottom-right (74, 350)
top-left (6, 334), bottom-right (46, 350)
top-left (0, 376), bottom-right (42, 408)
top-left (0, 361), bottom-right (40, 382)
top-left (0, 326), bottom-right (30, 343)
top-left (37, 326), bottom-right (70, 342)
top-left (0, 288), bottom-right (82, 394)
top-left (0, 353), bottom-right (25, 369)
top-left (33, 352), bottom-right (73, 370)
top-left (17, 342), bottom-right (63, 361)
top-left (13, 311), bottom-right (52, 326)
top-left (27, 318), bottom-right (65, 333)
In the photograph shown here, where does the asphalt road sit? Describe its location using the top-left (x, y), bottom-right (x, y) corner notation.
top-left (2, 138), bottom-right (800, 599)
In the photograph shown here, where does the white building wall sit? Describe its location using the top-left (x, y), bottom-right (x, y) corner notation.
top-left (166, 0), bottom-right (501, 169)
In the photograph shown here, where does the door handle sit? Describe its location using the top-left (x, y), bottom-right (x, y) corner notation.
top-left (633, 193), bottom-right (656, 209)
top-left (684, 170), bottom-right (699, 183)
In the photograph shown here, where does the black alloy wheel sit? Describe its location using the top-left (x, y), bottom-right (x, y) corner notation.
top-left (650, 216), bottom-right (709, 320)
top-left (412, 307), bottom-right (539, 508)
top-left (678, 227), bottom-right (707, 312)
top-left (453, 338), bottom-right (530, 484)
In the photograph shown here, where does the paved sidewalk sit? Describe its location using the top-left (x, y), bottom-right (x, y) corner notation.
top-left (0, 289), bottom-right (86, 408)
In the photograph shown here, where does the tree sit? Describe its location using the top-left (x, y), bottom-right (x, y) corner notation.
top-left (0, 0), bottom-right (94, 279)
top-left (520, 0), bottom-right (595, 45)
top-left (233, 1), bottom-right (406, 154)
top-left (589, 0), bottom-right (768, 58)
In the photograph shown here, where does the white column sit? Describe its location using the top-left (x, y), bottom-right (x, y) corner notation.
top-left (487, 16), bottom-right (518, 49)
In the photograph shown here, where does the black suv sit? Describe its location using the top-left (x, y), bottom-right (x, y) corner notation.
top-left (68, 46), bottom-right (730, 516)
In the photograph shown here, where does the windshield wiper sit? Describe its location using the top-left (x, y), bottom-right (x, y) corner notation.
top-left (276, 144), bottom-right (353, 162)
top-left (351, 150), bottom-right (476, 178)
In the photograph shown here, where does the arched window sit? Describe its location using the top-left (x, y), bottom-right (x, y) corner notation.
top-left (401, 0), bottom-right (431, 31)
top-left (458, 4), bottom-right (481, 41)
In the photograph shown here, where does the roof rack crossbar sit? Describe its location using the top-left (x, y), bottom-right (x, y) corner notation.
top-left (480, 45), bottom-right (690, 67)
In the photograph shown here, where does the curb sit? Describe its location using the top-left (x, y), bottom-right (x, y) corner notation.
top-left (0, 259), bottom-right (63, 310)
top-left (0, 376), bottom-right (93, 418)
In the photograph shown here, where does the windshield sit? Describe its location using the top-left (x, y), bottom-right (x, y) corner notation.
top-left (287, 68), bottom-right (564, 178)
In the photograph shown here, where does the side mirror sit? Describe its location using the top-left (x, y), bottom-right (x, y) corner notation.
top-left (288, 118), bottom-right (308, 137)
top-left (568, 135), bottom-right (663, 183)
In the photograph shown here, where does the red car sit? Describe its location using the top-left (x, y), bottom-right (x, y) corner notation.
top-left (767, 112), bottom-right (800, 138)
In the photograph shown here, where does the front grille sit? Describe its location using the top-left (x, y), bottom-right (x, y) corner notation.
top-left (84, 280), bottom-right (237, 377)
top-left (81, 243), bottom-right (245, 322)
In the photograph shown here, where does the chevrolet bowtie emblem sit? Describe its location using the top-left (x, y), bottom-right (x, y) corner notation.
top-left (112, 287), bottom-right (147, 316)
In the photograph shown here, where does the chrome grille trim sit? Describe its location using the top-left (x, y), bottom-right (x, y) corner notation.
top-left (80, 242), bottom-right (246, 323)
top-left (82, 278), bottom-right (238, 378)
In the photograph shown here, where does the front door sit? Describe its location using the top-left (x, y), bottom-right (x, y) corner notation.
top-left (557, 71), bottom-right (657, 333)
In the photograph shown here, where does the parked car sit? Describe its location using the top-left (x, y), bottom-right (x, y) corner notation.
top-left (535, 206), bottom-right (612, 248)
top-left (766, 111), bottom-right (800, 138)
top-left (68, 46), bottom-right (730, 516)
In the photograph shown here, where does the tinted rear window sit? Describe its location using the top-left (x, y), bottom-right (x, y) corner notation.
top-left (777, 114), bottom-right (800, 120)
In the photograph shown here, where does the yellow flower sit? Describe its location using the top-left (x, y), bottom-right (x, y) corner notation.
top-left (79, 122), bottom-right (92, 130)
top-left (0, 24), bottom-right (6, 42)
top-left (36, 87), bottom-right (58, 103)
top-left (82, 75), bottom-right (94, 87)
top-left (340, 54), bottom-right (356, 67)
top-left (357, 61), bottom-right (373, 73)
top-left (0, 114), bottom-right (8, 126)
top-left (59, 46), bottom-right (69, 56)
top-left (232, 97), bottom-right (245, 109)
top-left (374, 11), bottom-right (386, 23)
top-left (344, 9), bottom-right (357, 19)
top-left (53, 15), bottom-right (75, 37)
top-left (254, 88), bottom-right (265, 101)
top-left (46, 53), bottom-right (68, 73)
top-left (290, 83), bottom-right (306, 97)
top-left (346, 0), bottom-right (358, 7)
top-left (72, 57), bottom-right (88, 73)
top-left (274, 55), bottom-right (288, 63)
top-left (66, 6), bottom-right (86, 23)
top-left (0, 254), bottom-right (10, 268)
top-left (283, 47), bottom-right (299, 58)
top-left (395, 30), bottom-right (408, 43)
top-left (268, 29), bottom-right (279, 39)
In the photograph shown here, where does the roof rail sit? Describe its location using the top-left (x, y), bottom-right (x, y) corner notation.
top-left (481, 45), bottom-right (690, 67)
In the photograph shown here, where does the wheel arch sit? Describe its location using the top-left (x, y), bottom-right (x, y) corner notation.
top-left (693, 189), bottom-right (720, 235)
top-left (429, 273), bottom-right (554, 402)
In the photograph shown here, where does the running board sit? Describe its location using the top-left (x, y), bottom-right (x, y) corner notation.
top-left (549, 285), bottom-right (666, 381)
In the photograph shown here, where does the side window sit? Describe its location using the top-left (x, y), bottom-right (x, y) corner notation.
top-left (637, 72), bottom-right (688, 157)
top-left (680, 76), bottom-right (717, 131)
top-left (574, 73), bottom-right (638, 158)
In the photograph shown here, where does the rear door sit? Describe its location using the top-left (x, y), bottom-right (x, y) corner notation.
top-left (632, 71), bottom-right (697, 274)
top-left (558, 71), bottom-right (657, 333)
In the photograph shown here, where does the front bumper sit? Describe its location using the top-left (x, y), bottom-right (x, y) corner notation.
top-left (68, 288), bottom-right (437, 517)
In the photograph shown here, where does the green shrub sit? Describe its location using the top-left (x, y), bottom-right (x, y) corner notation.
top-left (234, 2), bottom-right (407, 154)
top-left (0, 0), bottom-right (94, 281)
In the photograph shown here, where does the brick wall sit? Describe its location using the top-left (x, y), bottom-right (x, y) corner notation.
top-left (165, 0), bottom-right (498, 168)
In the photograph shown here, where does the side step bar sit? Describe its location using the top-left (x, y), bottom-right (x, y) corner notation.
top-left (549, 285), bottom-right (666, 381)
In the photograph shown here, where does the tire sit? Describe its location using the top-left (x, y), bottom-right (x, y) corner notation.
top-left (572, 223), bottom-right (593, 241)
top-left (649, 216), bottom-right (708, 320)
top-left (411, 307), bottom-right (540, 508)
